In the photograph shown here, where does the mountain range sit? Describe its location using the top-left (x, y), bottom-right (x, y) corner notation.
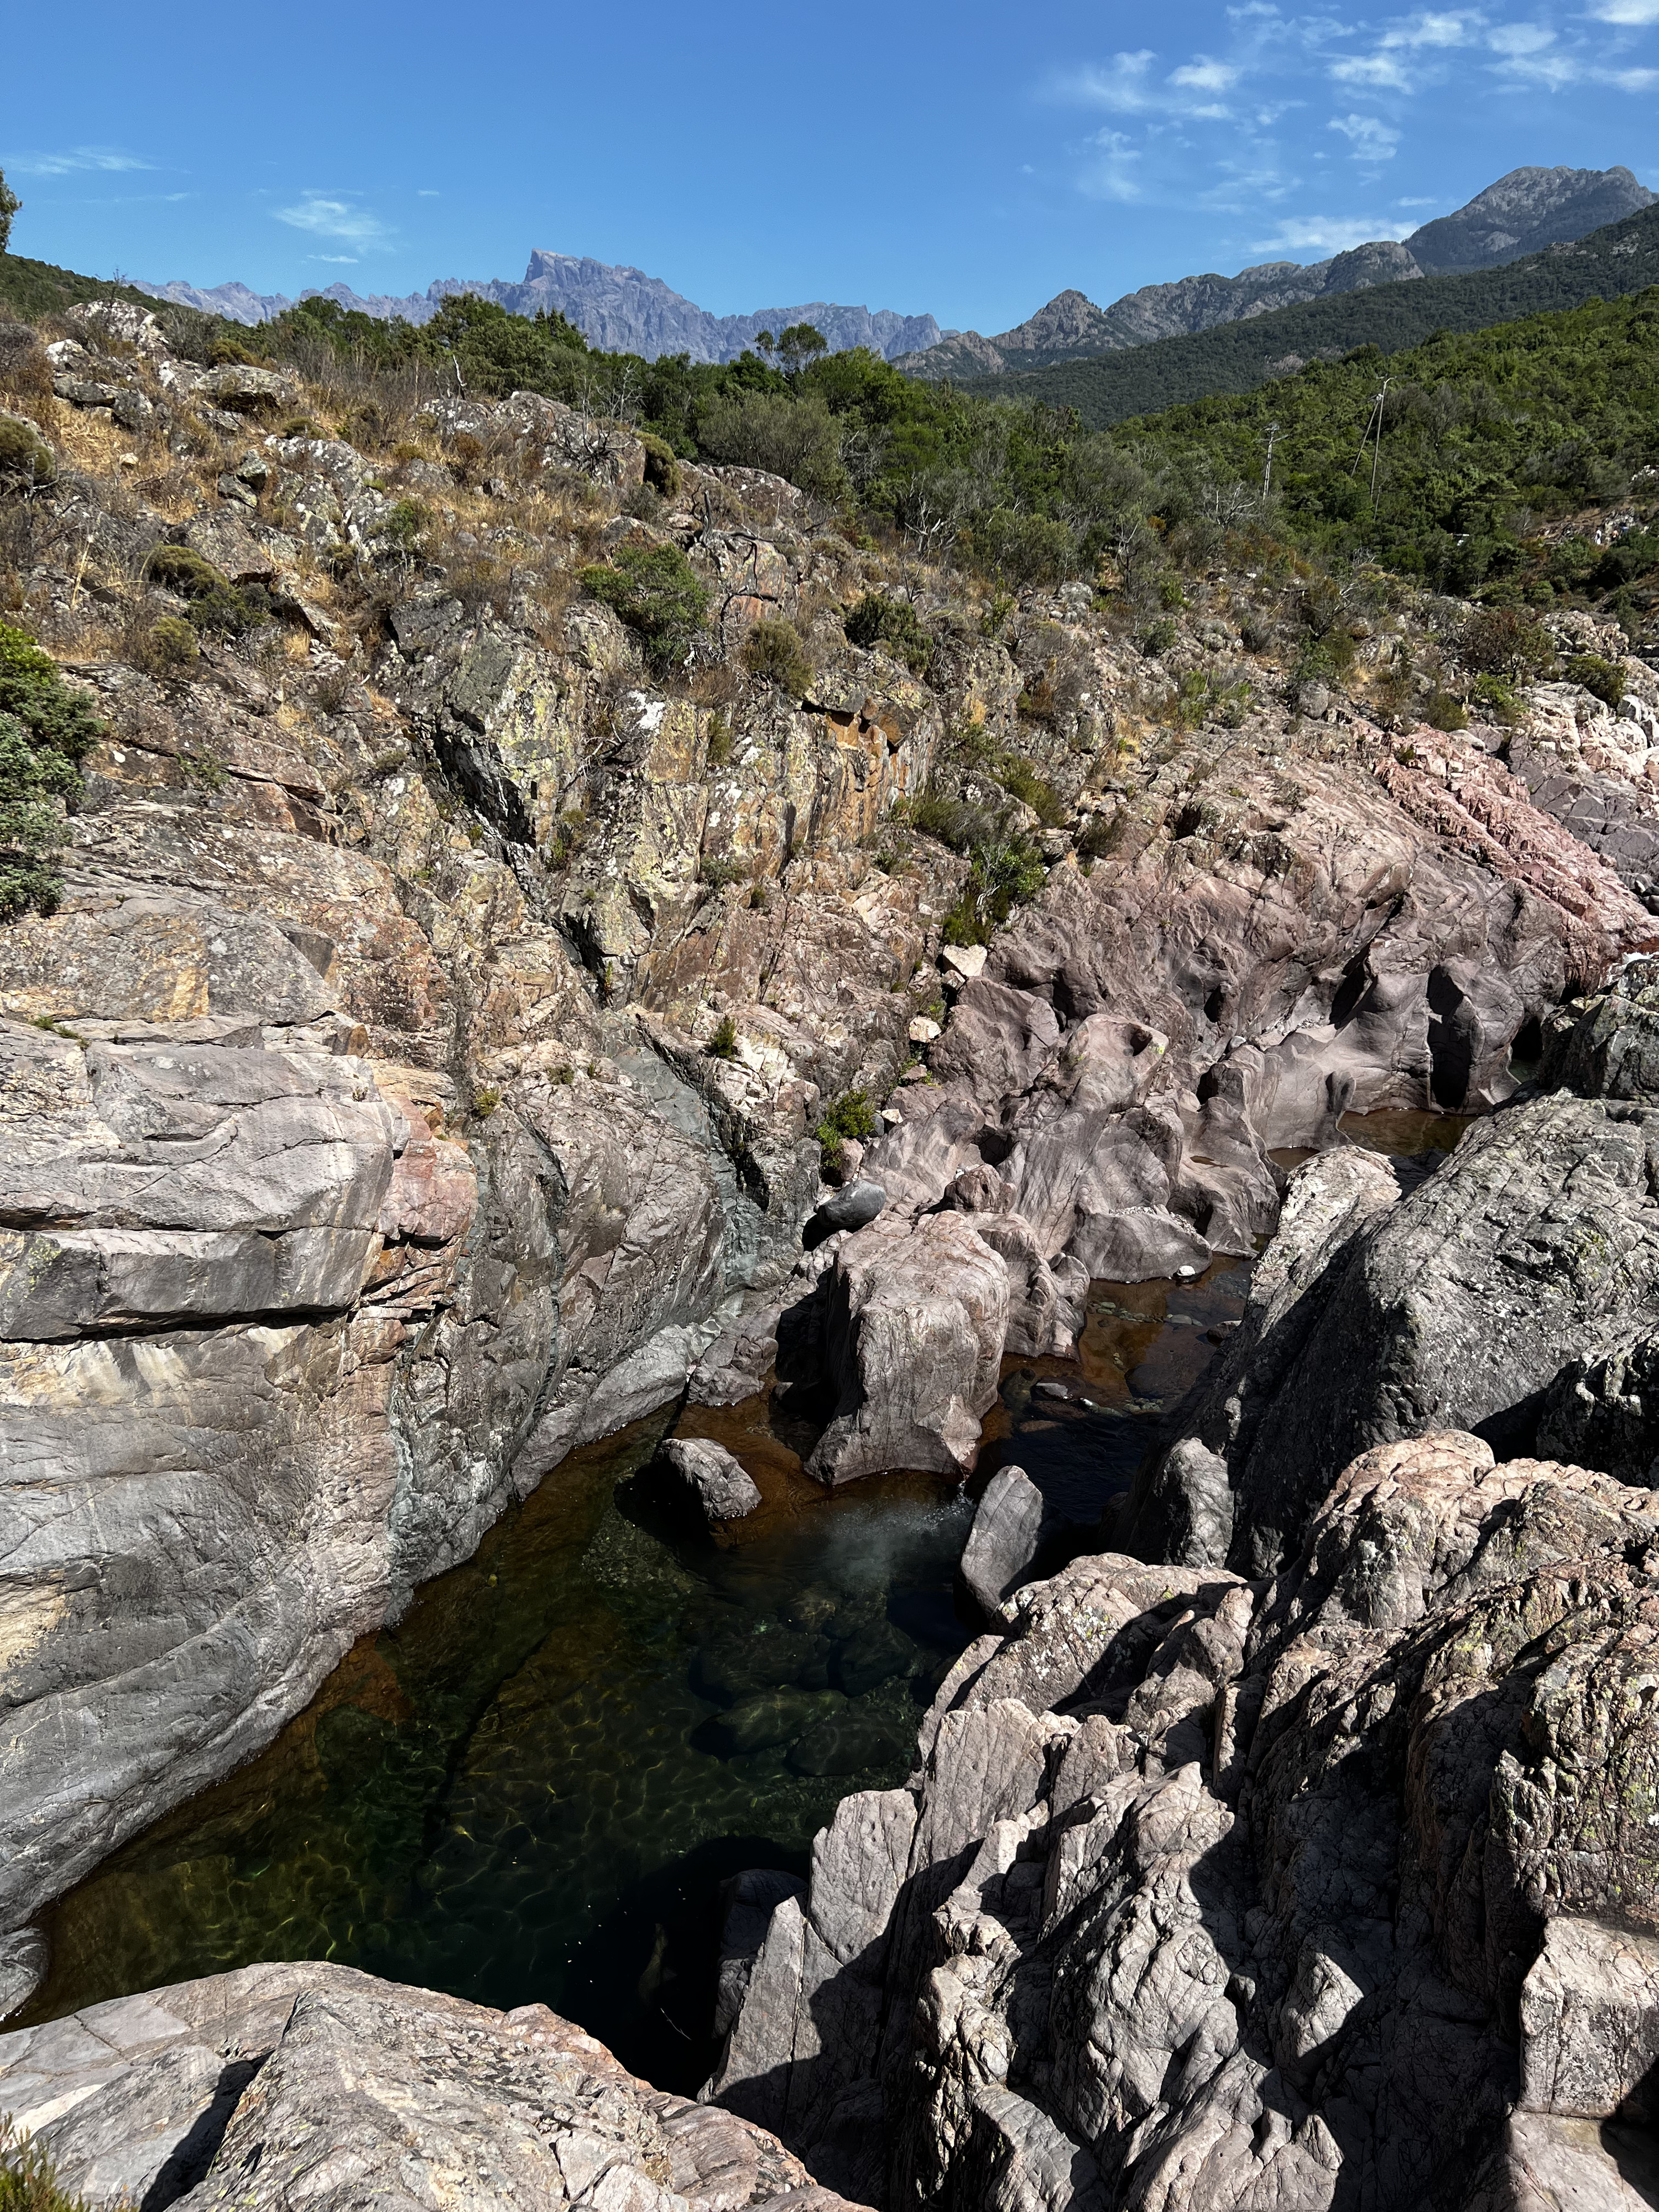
top-left (896, 165), bottom-right (1655, 380)
top-left (135, 250), bottom-right (942, 366)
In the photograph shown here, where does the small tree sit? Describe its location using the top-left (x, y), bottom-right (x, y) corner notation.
top-left (578, 544), bottom-right (710, 674)
top-left (0, 169), bottom-right (20, 256)
top-left (777, 323), bottom-right (828, 377)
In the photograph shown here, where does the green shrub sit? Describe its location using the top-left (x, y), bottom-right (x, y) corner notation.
top-left (1140, 617), bottom-right (1178, 658)
top-left (705, 711), bottom-right (732, 767)
top-left (1425, 689), bottom-right (1468, 731)
top-left (995, 753), bottom-right (1065, 825)
top-left (743, 616), bottom-right (813, 698)
top-left (0, 622), bottom-right (103, 920)
top-left (1459, 606), bottom-right (1556, 680)
top-left (842, 593), bottom-right (933, 676)
top-left (1564, 651), bottom-right (1627, 708)
top-left (1469, 672), bottom-right (1523, 724)
top-left (942, 833), bottom-right (1046, 947)
top-left (816, 1086), bottom-right (877, 1173)
top-left (472, 1086), bottom-right (500, 1118)
top-left (0, 415), bottom-right (54, 494)
top-left (695, 388), bottom-right (847, 503)
top-left (579, 543), bottom-right (709, 674)
top-left (0, 2112), bottom-right (88, 2211)
top-left (708, 1013), bottom-right (739, 1059)
top-left (639, 431), bottom-right (681, 499)
top-left (698, 853), bottom-right (748, 891)
top-left (138, 615), bottom-right (200, 674)
top-left (380, 497), bottom-right (429, 552)
top-left (144, 545), bottom-right (267, 636)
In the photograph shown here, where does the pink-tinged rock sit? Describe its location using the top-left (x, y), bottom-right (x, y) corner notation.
top-left (806, 1212), bottom-right (1009, 1484)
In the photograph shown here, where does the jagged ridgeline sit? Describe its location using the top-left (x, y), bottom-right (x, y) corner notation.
top-left (46, 252), bottom-right (1659, 617)
top-left (964, 199), bottom-right (1659, 424)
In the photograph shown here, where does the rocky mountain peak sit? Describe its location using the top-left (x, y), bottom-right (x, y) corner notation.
top-left (900, 160), bottom-right (1651, 380)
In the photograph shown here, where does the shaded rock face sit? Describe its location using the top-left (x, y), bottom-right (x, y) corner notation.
top-left (1130, 1091), bottom-right (1659, 1574)
top-left (0, 1961), bottom-right (868, 2212)
top-left (707, 1431), bottom-right (1659, 2212)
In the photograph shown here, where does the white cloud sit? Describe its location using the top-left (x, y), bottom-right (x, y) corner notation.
top-left (1590, 0), bottom-right (1659, 18)
top-left (4, 146), bottom-right (153, 178)
top-left (1071, 51), bottom-right (1159, 109)
top-left (1254, 212), bottom-right (1414, 251)
top-left (417, 189), bottom-right (441, 197)
top-left (1379, 8), bottom-right (1483, 45)
top-left (309, 254), bottom-right (360, 264)
top-left (1329, 112), bottom-right (1403, 156)
top-left (1170, 56), bottom-right (1240, 90)
top-left (1330, 51), bottom-right (1415, 85)
top-left (274, 194), bottom-right (394, 247)
top-left (1488, 23), bottom-right (1556, 51)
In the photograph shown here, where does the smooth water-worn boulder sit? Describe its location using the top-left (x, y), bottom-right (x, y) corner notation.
top-left (804, 1212), bottom-right (1009, 1484)
top-left (958, 1464), bottom-right (1055, 1623)
top-left (662, 1435), bottom-right (763, 1520)
top-left (0, 1961), bottom-right (869, 2212)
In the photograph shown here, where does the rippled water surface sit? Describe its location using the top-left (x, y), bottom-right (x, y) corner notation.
top-left (21, 1116), bottom-right (1455, 2085)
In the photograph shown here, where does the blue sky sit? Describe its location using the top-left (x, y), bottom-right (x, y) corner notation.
top-left (4, 0), bottom-right (1656, 335)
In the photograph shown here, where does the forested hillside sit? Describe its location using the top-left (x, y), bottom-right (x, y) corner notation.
top-left (965, 201), bottom-right (1659, 425)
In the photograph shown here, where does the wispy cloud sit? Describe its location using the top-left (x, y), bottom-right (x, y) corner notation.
top-left (309, 254), bottom-right (361, 264)
top-left (1254, 212), bottom-right (1415, 250)
top-left (1079, 129), bottom-right (1144, 200)
top-left (1590, 0), bottom-right (1659, 19)
top-left (274, 194), bottom-right (394, 247)
top-left (4, 146), bottom-right (155, 179)
top-left (1329, 111), bottom-right (1403, 156)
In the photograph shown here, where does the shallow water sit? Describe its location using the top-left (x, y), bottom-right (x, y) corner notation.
top-left (16, 1114), bottom-right (1451, 2086)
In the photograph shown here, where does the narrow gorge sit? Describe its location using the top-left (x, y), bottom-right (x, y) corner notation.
top-left (3, 290), bottom-right (1659, 2212)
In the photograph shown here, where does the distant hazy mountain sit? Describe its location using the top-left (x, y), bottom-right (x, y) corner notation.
top-left (137, 249), bottom-right (942, 366)
top-left (899, 165), bottom-right (1655, 380)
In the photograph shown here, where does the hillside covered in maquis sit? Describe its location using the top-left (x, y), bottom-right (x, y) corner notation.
top-left (67, 243), bottom-right (1659, 625)
top-left (961, 202), bottom-right (1659, 428)
top-left (1112, 290), bottom-right (1659, 605)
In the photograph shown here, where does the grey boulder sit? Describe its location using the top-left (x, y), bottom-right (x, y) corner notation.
top-left (662, 1436), bottom-right (763, 1521)
top-left (958, 1464), bottom-right (1057, 1623)
top-left (0, 1960), bottom-right (870, 2212)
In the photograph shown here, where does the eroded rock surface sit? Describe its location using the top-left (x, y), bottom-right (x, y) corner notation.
top-left (708, 1430), bottom-right (1659, 2211)
top-left (0, 1961), bottom-right (868, 2212)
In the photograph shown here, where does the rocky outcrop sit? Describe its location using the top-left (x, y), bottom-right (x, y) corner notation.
top-left (662, 1435), bottom-right (763, 1520)
top-left (707, 1429), bottom-right (1659, 2211)
top-left (0, 1961), bottom-right (869, 2211)
top-left (1134, 1092), bottom-right (1659, 1572)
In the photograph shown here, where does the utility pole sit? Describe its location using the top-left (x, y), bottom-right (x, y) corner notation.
top-left (1351, 379), bottom-right (1391, 492)
top-left (1369, 378), bottom-right (1390, 506)
top-left (1262, 421), bottom-right (1280, 503)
